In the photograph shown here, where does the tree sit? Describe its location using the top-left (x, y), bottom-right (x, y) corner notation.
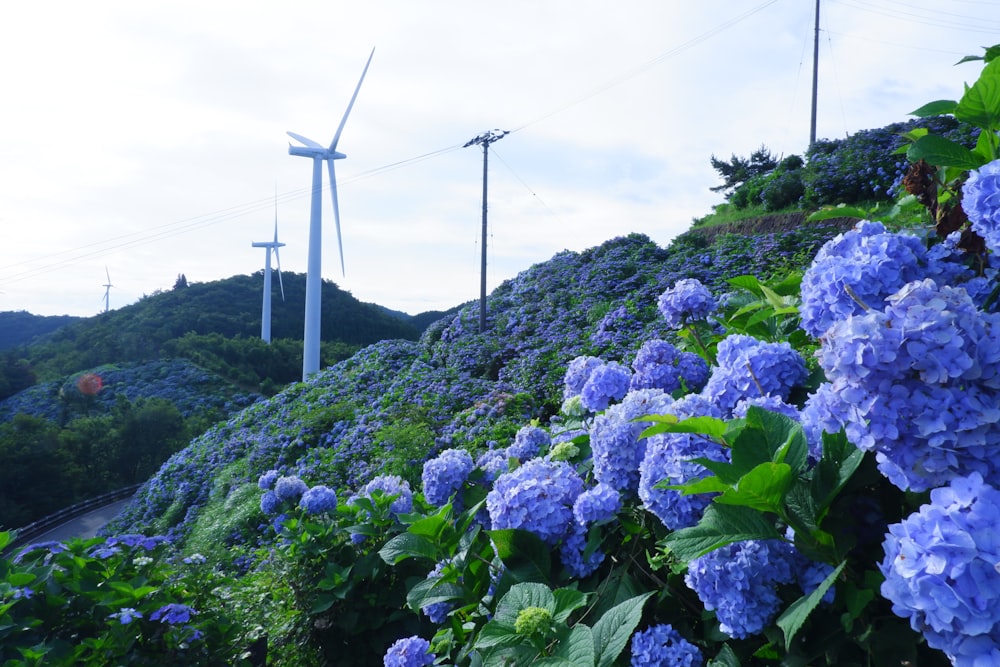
top-left (173, 273), bottom-right (189, 289)
top-left (709, 145), bottom-right (779, 198)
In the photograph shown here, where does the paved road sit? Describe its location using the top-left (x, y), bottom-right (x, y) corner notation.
top-left (21, 497), bottom-right (134, 546)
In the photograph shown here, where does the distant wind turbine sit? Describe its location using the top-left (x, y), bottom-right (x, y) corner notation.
top-left (252, 198), bottom-right (286, 344)
top-left (287, 47), bottom-right (374, 380)
top-left (102, 266), bottom-right (115, 313)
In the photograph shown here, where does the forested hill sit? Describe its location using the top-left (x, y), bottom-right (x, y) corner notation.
top-left (11, 271), bottom-right (454, 387)
top-left (0, 311), bottom-right (81, 350)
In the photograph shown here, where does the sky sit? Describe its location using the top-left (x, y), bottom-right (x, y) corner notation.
top-left (2, 0), bottom-right (999, 318)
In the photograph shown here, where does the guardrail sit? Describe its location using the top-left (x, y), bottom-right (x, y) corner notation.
top-left (4, 484), bottom-right (142, 553)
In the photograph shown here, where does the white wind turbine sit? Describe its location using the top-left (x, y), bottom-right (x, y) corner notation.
top-left (101, 266), bottom-right (115, 313)
top-left (287, 47), bottom-right (374, 380)
top-left (252, 198), bottom-right (286, 344)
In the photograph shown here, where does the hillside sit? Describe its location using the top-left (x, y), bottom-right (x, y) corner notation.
top-left (0, 311), bottom-right (80, 349)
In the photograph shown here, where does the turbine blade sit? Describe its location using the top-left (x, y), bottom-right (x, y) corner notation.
top-left (286, 131), bottom-right (323, 148)
top-left (327, 160), bottom-right (345, 276)
top-left (330, 47), bottom-right (375, 151)
top-left (276, 260), bottom-right (285, 302)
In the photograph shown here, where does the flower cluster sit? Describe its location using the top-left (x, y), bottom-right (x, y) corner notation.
top-left (486, 458), bottom-right (584, 545)
top-left (964, 159), bottom-right (1000, 253)
top-left (273, 475), bottom-right (308, 502)
top-left (507, 425), bottom-right (550, 462)
top-left (299, 485), bottom-right (338, 514)
top-left (357, 475), bottom-right (414, 516)
top-left (422, 448), bottom-right (474, 507)
top-left (657, 278), bottom-right (717, 328)
top-left (700, 334), bottom-right (807, 416)
top-left (629, 623), bottom-right (703, 667)
top-left (573, 483), bottom-right (621, 526)
top-left (880, 472), bottom-right (1000, 665)
top-left (383, 635), bottom-right (435, 667)
top-left (579, 361), bottom-right (632, 412)
top-left (590, 389), bottom-right (675, 495)
top-left (629, 339), bottom-right (709, 394)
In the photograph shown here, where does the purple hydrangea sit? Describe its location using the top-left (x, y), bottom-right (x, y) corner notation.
top-left (383, 636), bottom-right (435, 667)
top-left (422, 448), bottom-right (474, 507)
top-left (657, 278), bottom-right (717, 328)
top-left (629, 623), bottom-right (703, 666)
top-left (700, 334), bottom-right (807, 417)
top-left (359, 475), bottom-right (414, 515)
top-left (257, 469), bottom-right (280, 490)
top-left (273, 475), bottom-right (308, 502)
top-left (109, 607), bottom-right (143, 625)
top-left (508, 424), bottom-right (551, 462)
top-left (630, 339), bottom-right (709, 393)
top-left (580, 361), bottom-right (632, 412)
top-left (475, 449), bottom-right (510, 483)
top-left (150, 603), bottom-right (196, 625)
top-left (963, 158), bottom-right (1000, 254)
top-left (299, 485), bottom-right (338, 514)
top-left (260, 490), bottom-right (280, 515)
top-left (487, 458), bottom-right (584, 546)
top-left (573, 483), bottom-right (621, 526)
top-left (684, 539), bottom-right (799, 638)
top-left (880, 472), bottom-right (1000, 664)
top-left (590, 389), bottom-right (675, 495)
top-left (563, 355), bottom-right (605, 399)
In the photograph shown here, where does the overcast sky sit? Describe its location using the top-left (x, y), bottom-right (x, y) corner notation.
top-left (2, 0), bottom-right (998, 318)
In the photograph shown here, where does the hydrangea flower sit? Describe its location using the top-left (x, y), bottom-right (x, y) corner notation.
top-left (658, 278), bottom-right (717, 328)
top-left (630, 339), bottom-right (709, 393)
top-left (150, 603), bottom-right (196, 625)
top-left (257, 469), bottom-right (280, 490)
top-left (422, 448), bottom-right (474, 507)
top-left (421, 560), bottom-right (456, 624)
top-left (383, 635), bottom-right (435, 667)
top-left (580, 361), bottom-right (632, 411)
top-left (260, 490), bottom-right (280, 515)
top-left (573, 483), bottom-right (621, 526)
top-left (109, 607), bottom-right (143, 625)
top-left (880, 472), bottom-right (1000, 664)
top-left (684, 539), bottom-right (799, 638)
top-left (559, 524), bottom-right (605, 578)
top-left (358, 475), bottom-right (414, 515)
top-left (963, 158), bottom-right (1000, 254)
top-left (508, 425), bottom-right (551, 462)
top-left (487, 458), bottom-right (584, 546)
top-left (700, 334), bottom-right (807, 416)
top-left (475, 449), bottom-right (509, 483)
top-left (563, 355), bottom-right (605, 399)
top-left (629, 623), bottom-right (703, 666)
top-left (590, 389), bottom-right (675, 495)
top-left (299, 485), bottom-right (338, 514)
top-left (273, 475), bottom-right (308, 502)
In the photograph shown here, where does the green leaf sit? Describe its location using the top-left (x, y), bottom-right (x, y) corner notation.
top-left (909, 99), bottom-right (958, 117)
top-left (726, 275), bottom-right (762, 295)
top-left (378, 532), bottom-right (438, 564)
top-left (494, 582), bottom-right (556, 627)
top-left (807, 205), bottom-right (869, 222)
top-left (716, 462), bottom-right (793, 513)
top-left (489, 529), bottom-right (552, 583)
top-left (552, 588), bottom-right (589, 624)
top-left (592, 592), bottom-right (654, 667)
top-left (811, 430), bottom-right (865, 512)
top-left (956, 58), bottom-right (1000, 130)
top-left (777, 561), bottom-right (846, 646)
top-left (475, 620), bottom-right (524, 650)
top-left (907, 133), bottom-right (985, 169)
top-left (664, 473), bottom-right (731, 495)
top-left (405, 506), bottom-right (451, 539)
top-left (707, 644), bottom-right (741, 667)
top-left (661, 504), bottom-right (782, 562)
top-left (639, 416), bottom-right (728, 440)
top-left (552, 625), bottom-right (595, 665)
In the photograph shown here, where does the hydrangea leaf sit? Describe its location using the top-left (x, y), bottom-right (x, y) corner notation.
top-left (956, 58), bottom-right (1000, 131)
top-left (551, 625), bottom-right (595, 665)
top-left (731, 407), bottom-right (808, 475)
top-left (488, 529), bottom-right (552, 583)
top-left (493, 582), bottom-right (556, 629)
top-left (592, 591), bottom-right (654, 667)
top-left (405, 576), bottom-right (463, 615)
top-left (715, 462), bottom-right (793, 513)
top-left (707, 643), bottom-right (741, 667)
top-left (909, 99), bottom-right (958, 117)
top-left (811, 430), bottom-right (865, 512)
top-left (906, 133), bottom-right (985, 170)
top-left (661, 504), bottom-right (782, 562)
top-left (552, 588), bottom-right (589, 624)
top-left (777, 560), bottom-right (846, 647)
top-left (378, 532), bottom-right (439, 564)
top-left (639, 415), bottom-right (728, 440)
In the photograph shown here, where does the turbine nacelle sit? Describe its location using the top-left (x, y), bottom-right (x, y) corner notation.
top-left (286, 141), bottom-right (347, 160)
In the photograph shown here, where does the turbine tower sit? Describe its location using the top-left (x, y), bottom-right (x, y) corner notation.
top-left (102, 266), bottom-right (114, 313)
top-left (252, 200), bottom-right (286, 344)
top-left (287, 47), bottom-right (374, 380)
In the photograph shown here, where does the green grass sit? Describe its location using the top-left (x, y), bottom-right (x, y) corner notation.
top-left (691, 202), bottom-right (806, 229)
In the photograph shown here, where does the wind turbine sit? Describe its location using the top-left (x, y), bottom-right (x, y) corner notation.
top-left (287, 47), bottom-right (374, 380)
top-left (252, 197), bottom-right (286, 344)
top-left (101, 266), bottom-right (114, 313)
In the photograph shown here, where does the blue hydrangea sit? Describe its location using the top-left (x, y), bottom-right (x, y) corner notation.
top-left (273, 475), bottom-right (308, 502)
top-left (559, 524), bottom-right (605, 578)
top-left (799, 382), bottom-right (854, 462)
top-left (732, 394), bottom-right (801, 421)
top-left (257, 469), bottom-right (280, 490)
top-left (573, 483), bottom-right (621, 526)
top-left (475, 449), bottom-right (509, 483)
top-left (684, 539), bottom-right (798, 638)
top-left (630, 339), bottom-right (709, 393)
top-left (508, 424), bottom-right (551, 462)
top-left (658, 278), bottom-right (718, 328)
top-left (700, 334), bottom-right (807, 416)
top-left (422, 448), bottom-right (474, 507)
top-left (150, 603), bottom-right (196, 625)
top-left (639, 394), bottom-right (727, 530)
top-left (963, 158), bottom-right (1000, 254)
top-left (563, 355), bottom-right (605, 399)
top-left (260, 490), bottom-right (280, 515)
top-left (590, 389), bottom-right (675, 495)
top-left (629, 623), bottom-right (703, 666)
top-left (299, 485), bottom-right (338, 514)
top-left (109, 607), bottom-right (142, 625)
top-left (383, 635), bottom-right (435, 667)
top-left (487, 458), bottom-right (584, 546)
top-left (580, 361), bottom-right (632, 411)
top-left (880, 472), bottom-right (1000, 665)
top-left (360, 475), bottom-right (414, 515)
top-left (421, 560), bottom-right (456, 624)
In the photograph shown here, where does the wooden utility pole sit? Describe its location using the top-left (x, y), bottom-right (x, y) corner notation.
top-left (463, 129), bottom-right (509, 333)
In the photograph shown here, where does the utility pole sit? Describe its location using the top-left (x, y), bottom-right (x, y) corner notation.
top-left (464, 129), bottom-right (509, 333)
top-left (810, 0), bottom-right (820, 146)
